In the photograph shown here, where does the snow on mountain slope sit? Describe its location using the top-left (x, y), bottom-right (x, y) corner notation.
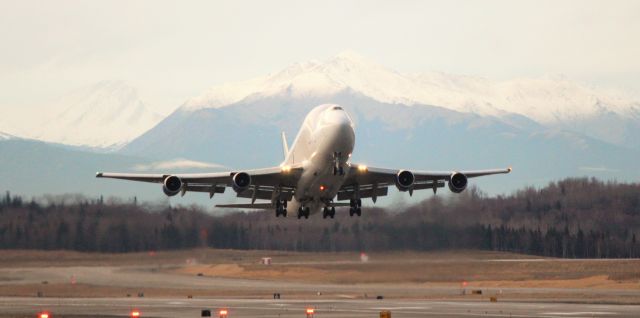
top-left (33, 81), bottom-right (163, 148)
top-left (0, 131), bottom-right (15, 140)
top-left (184, 51), bottom-right (639, 126)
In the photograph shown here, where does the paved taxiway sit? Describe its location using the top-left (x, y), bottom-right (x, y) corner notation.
top-left (1, 297), bottom-right (640, 318)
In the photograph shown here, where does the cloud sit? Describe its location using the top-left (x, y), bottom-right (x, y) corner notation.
top-left (578, 166), bottom-right (620, 173)
top-left (133, 159), bottom-right (225, 172)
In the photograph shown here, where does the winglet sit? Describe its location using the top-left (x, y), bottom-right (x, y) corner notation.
top-left (96, 172), bottom-right (103, 178)
top-left (507, 167), bottom-right (513, 173)
top-left (281, 131), bottom-right (289, 160)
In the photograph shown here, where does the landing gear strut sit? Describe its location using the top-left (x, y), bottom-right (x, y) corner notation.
top-left (275, 200), bottom-right (287, 217)
top-left (297, 206), bottom-right (310, 219)
top-left (322, 206), bottom-right (336, 219)
top-left (349, 198), bottom-right (362, 217)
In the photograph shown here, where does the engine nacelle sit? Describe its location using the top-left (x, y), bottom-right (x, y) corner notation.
top-left (448, 172), bottom-right (468, 193)
top-left (232, 172), bottom-right (251, 193)
top-left (162, 175), bottom-right (183, 196)
top-left (395, 170), bottom-right (415, 191)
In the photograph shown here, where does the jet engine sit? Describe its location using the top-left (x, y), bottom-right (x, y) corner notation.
top-left (162, 175), bottom-right (183, 196)
top-left (232, 172), bottom-right (251, 193)
top-left (395, 170), bottom-right (415, 191)
top-left (448, 172), bottom-right (468, 193)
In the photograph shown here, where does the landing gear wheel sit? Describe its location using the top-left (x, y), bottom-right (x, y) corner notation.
top-left (275, 201), bottom-right (282, 217)
top-left (304, 207), bottom-right (310, 219)
top-left (339, 166), bottom-right (344, 176)
top-left (330, 206), bottom-right (336, 218)
top-left (349, 207), bottom-right (355, 217)
top-left (322, 207), bottom-right (328, 219)
top-left (297, 207), bottom-right (304, 219)
top-left (275, 200), bottom-right (288, 217)
top-left (356, 207), bottom-right (362, 216)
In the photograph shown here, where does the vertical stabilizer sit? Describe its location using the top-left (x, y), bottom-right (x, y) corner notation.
top-left (281, 131), bottom-right (289, 160)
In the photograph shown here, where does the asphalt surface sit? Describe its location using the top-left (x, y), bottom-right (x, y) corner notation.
top-left (2, 297), bottom-right (640, 318)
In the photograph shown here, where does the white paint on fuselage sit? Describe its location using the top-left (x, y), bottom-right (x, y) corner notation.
top-left (283, 104), bottom-right (355, 215)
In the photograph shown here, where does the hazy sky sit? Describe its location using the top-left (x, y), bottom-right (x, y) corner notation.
top-left (1, 0), bottom-right (639, 117)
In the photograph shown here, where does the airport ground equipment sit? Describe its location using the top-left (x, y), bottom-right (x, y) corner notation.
top-left (380, 311), bottom-right (391, 318)
top-left (201, 309), bottom-right (211, 317)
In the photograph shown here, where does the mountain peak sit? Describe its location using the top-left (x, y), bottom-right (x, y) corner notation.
top-left (331, 50), bottom-right (373, 64)
top-left (182, 51), bottom-right (639, 127)
top-left (31, 81), bottom-right (163, 148)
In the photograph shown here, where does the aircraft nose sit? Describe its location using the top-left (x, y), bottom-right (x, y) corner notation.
top-left (322, 109), bottom-right (352, 126)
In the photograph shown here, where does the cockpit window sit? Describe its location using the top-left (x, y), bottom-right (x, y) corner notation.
top-left (332, 106), bottom-right (343, 110)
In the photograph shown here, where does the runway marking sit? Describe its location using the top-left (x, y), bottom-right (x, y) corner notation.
top-left (541, 312), bottom-right (618, 316)
top-left (371, 306), bottom-right (432, 310)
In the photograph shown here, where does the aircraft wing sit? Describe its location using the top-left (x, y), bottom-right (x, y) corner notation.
top-left (96, 166), bottom-right (303, 199)
top-left (338, 164), bottom-right (512, 201)
top-left (216, 202), bottom-right (351, 209)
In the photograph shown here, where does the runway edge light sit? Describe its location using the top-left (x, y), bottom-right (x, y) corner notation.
top-left (130, 309), bottom-right (141, 317)
top-left (39, 312), bottom-right (50, 318)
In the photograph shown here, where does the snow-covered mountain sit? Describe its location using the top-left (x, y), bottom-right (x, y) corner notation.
top-left (0, 131), bottom-right (15, 140)
top-left (183, 51), bottom-right (640, 147)
top-left (32, 81), bottom-right (163, 148)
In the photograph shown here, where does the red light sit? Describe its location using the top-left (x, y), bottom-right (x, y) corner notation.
top-left (39, 312), bottom-right (49, 318)
top-left (131, 310), bottom-right (140, 317)
top-left (319, 185), bottom-right (325, 191)
top-left (306, 308), bottom-right (315, 314)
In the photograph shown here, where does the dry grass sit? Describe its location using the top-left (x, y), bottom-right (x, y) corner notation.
top-left (171, 250), bottom-right (640, 289)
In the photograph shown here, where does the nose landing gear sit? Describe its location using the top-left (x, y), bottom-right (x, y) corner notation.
top-left (332, 152), bottom-right (345, 176)
top-left (297, 206), bottom-right (310, 219)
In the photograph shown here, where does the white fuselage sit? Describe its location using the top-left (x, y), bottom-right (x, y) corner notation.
top-left (283, 104), bottom-right (355, 215)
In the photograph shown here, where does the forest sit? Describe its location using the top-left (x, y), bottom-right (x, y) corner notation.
top-left (0, 178), bottom-right (638, 258)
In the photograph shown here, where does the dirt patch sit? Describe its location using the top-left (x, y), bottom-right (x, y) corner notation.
top-left (173, 253), bottom-right (640, 289)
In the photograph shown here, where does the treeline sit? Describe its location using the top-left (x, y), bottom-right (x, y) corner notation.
top-left (0, 178), bottom-right (639, 258)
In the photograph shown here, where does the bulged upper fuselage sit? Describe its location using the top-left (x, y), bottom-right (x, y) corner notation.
top-left (283, 104), bottom-right (355, 215)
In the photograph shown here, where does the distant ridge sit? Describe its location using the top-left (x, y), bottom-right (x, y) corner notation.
top-left (29, 81), bottom-right (163, 148)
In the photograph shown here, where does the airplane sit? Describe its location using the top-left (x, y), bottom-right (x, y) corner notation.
top-left (97, 104), bottom-right (511, 219)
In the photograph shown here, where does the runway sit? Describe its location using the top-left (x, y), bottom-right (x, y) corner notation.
top-left (1, 297), bottom-right (640, 318)
top-left (1, 250), bottom-right (639, 317)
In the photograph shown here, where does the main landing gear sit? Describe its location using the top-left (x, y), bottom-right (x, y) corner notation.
top-left (349, 198), bottom-right (362, 217)
top-left (297, 206), bottom-right (310, 219)
top-left (275, 200), bottom-right (287, 217)
top-left (322, 206), bottom-right (336, 219)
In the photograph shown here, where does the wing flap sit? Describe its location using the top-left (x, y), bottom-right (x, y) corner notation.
top-left (215, 203), bottom-right (273, 209)
top-left (337, 186), bottom-right (388, 201)
top-left (343, 164), bottom-right (511, 196)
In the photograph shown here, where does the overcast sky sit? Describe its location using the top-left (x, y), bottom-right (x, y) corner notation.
top-left (1, 0), bottom-right (638, 117)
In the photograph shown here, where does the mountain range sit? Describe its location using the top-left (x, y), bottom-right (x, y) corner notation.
top-left (1, 52), bottom-right (639, 200)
